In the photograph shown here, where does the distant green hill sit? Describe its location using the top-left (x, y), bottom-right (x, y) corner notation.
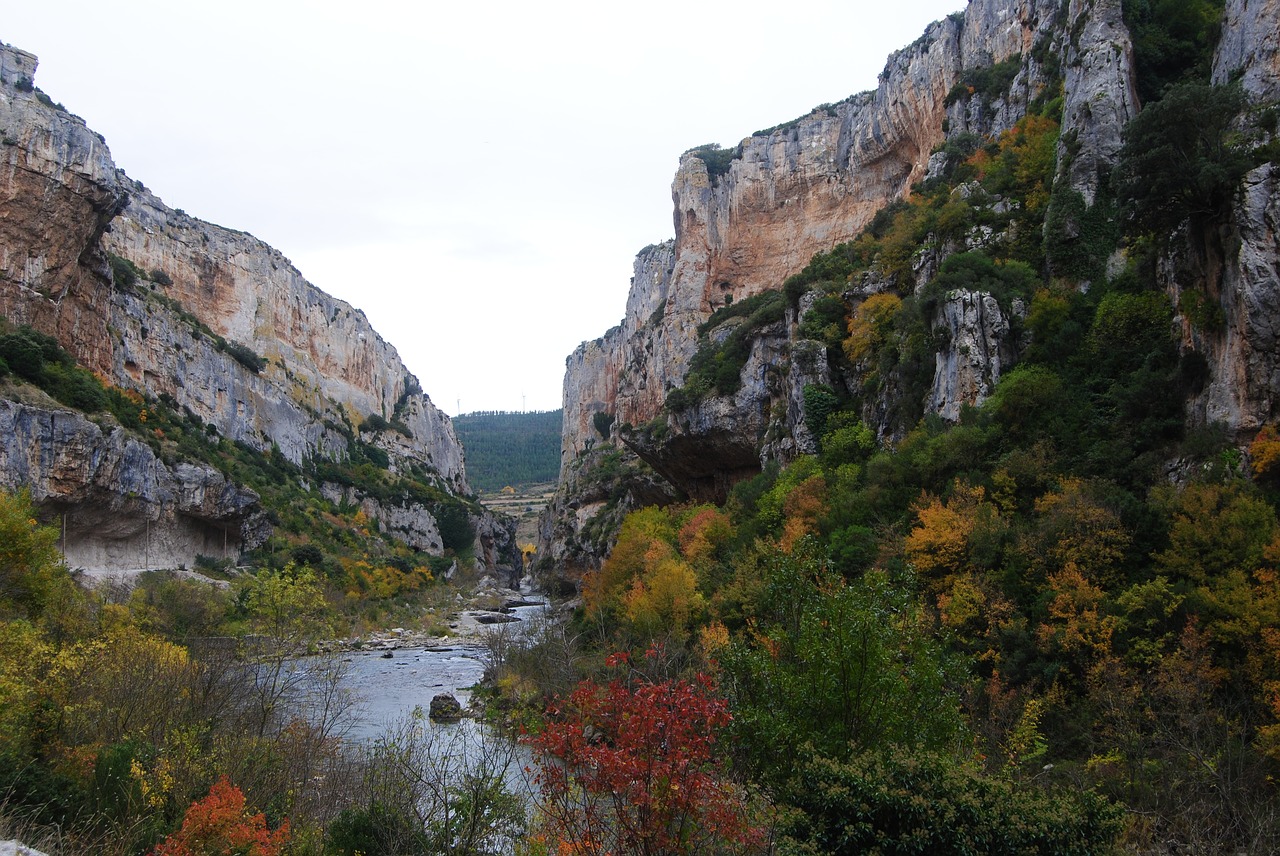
top-left (454, 410), bottom-right (562, 492)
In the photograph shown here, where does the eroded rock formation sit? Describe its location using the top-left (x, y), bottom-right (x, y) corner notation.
top-left (560, 0), bottom-right (1077, 469)
top-left (1184, 0), bottom-right (1280, 433)
top-left (0, 44), bottom-right (515, 573)
top-left (0, 398), bottom-right (267, 569)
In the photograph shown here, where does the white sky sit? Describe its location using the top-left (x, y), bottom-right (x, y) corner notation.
top-left (4, 0), bottom-right (964, 415)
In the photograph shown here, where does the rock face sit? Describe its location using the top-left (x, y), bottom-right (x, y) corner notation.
top-left (1054, 0), bottom-right (1139, 205)
top-left (559, 0), bottom-right (1077, 471)
top-left (1186, 0), bottom-right (1280, 433)
top-left (1215, 0), bottom-right (1280, 104)
top-left (927, 291), bottom-right (1018, 421)
top-left (547, 0), bottom-right (1280, 563)
top-left (0, 399), bottom-right (267, 569)
top-left (553, 0), bottom-right (1082, 516)
top-left (101, 183), bottom-right (467, 488)
top-left (0, 47), bottom-right (125, 374)
top-left (0, 44), bottom-right (503, 572)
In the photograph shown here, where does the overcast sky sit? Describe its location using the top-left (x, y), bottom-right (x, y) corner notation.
top-left (5, 1), bottom-right (964, 415)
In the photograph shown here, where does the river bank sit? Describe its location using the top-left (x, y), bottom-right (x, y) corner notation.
top-left (316, 579), bottom-right (548, 654)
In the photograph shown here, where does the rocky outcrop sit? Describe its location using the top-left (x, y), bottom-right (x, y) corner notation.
top-left (0, 47), bottom-right (126, 373)
top-left (0, 398), bottom-right (267, 571)
top-left (102, 183), bottom-right (467, 490)
top-left (562, 241), bottom-right (674, 461)
top-left (472, 510), bottom-right (521, 587)
top-left (1214, 0), bottom-right (1280, 103)
top-left (1055, 0), bottom-right (1139, 204)
top-left (624, 316), bottom-right (790, 503)
top-left (0, 43), bottom-right (489, 569)
top-left (1185, 161), bottom-right (1280, 433)
top-left (536, 445), bottom-right (679, 586)
top-left (546, 0), bottom-right (1156, 561)
top-left (928, 291), bottom-right (1020, 421)
top-left (1183, 0), bottom-right (1280, 433)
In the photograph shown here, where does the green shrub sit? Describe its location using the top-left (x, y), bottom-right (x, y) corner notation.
top-left (592, 411), bottom-right (615, 440)
top-left (1123, 0), bottom-right (1226, 102)
top-left (434, 501), bottom-right (474, 551)
top-left (107, 253), bottom-right (140, 290)
top-left (222, 339), bottom-right (266, 373)
top-left (945, 55), bottom-right (1023, 110)
top-left (922, 250), bottom-right (1039, 316)
top-left (778, 748), bottom-right (1122, 856)
top-left (802, 384), bottom-right (840, 442)
top-left (798, 294), bottom-right (848, 346)
top-left (360, 413), bottom-right (392, 433)
top-left (669, 291), bottom-right (787, 408)
top-left (685, 143), bottom-right (739, 180)
top-left (1116, 82), bottom-right (1254, 236)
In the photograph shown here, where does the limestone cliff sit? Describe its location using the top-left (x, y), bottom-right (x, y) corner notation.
top-left (0, 396), bottom-right (268, 570)
top-left (1184, 0), bottom-right (1280, 433)
top-left (561, 0), bottom-right (1075, 466)
top-left (0, 44), bottom-right (516, 573)
top-left (546, 0), bottom-right (1280, 572)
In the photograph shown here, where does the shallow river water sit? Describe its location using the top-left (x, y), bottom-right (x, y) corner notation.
top-left (338, 645), bottom-right (488, 740)
top-left (335, 601), bottom-right (548, 742)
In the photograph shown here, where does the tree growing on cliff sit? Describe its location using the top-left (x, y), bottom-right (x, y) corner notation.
top-left (1116, 82), bottom-right (1254, 237)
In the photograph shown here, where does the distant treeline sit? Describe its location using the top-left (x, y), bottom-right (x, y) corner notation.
top-left (453, 409), bottom-right (562, 492)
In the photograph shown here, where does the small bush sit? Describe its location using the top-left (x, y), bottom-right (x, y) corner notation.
top-left (593, 411), bottom-right (616, 440)
top-left (222, 339), bottom-right (266, 373)
top-left (945, 54), bottom-right (1023, 110)
top-left (686, 143), bottom-right (740, 181)
top-left (108, 253), bottom-right (140, 290)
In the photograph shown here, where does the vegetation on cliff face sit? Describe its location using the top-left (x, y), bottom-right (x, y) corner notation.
top-left (0, 317), bottom-right (480, 627)
top-left (665, 291), bottom-right (788, 410)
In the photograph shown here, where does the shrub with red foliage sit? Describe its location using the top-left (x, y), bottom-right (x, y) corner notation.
top-left (526, 649), bottom-right (762, 855)
top-left (151, 776), bottom-right (290, 856)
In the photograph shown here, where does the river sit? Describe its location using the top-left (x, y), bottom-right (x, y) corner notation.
top-left (333, 600), bottom-right (548, 742)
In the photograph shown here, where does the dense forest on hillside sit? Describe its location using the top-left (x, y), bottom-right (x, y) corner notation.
top-left (453, 410), bottom-right (562, 491)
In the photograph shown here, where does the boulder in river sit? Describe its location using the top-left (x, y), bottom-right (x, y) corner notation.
top-left (429, 693), bottom-right (464, 722)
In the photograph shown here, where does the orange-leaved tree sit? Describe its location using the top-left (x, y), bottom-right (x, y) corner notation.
top-left (151, 776), bottom-right (289, 856)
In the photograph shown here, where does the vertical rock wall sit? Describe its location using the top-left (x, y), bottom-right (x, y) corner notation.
top-left (1187, 0), bottom-right (1280, 433)
top-left (560, 0), bottom-right (1071, 465)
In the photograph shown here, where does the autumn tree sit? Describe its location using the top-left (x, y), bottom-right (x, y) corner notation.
top-left (48, 614), bottom-right (197, 749)
top-left (905, 481), bottom-right (1007, 595)
top-left (526, 649), bottom-right (761, 856)
top-left (0, 488), bottom-right (81, 629)
top-left (151, 776), bottom-right (290, 856)
top-left (231, 564), bottom-right (346, 740)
